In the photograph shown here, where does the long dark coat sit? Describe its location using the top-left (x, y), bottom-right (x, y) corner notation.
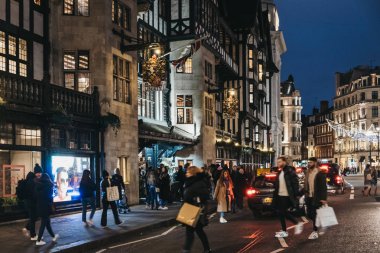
top-left (158, 173), bottom-right (171, 201)
top-left (272, 165), bottom-right (300, 208)
top-left (35, 175), bottom-right (54, 218)
top-left (304, 169), bottom-right (327, 207)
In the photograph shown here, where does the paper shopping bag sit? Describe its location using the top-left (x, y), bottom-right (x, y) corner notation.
top-left (316, 205), bottom-right (338, 228)
top-left (106, 186), bottom-right (120, 201)
top-left (176, 203), bottom-right (202, 228)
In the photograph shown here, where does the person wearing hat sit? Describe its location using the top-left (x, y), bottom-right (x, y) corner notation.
top-left (304, 157), bottom-right (327, 240)
top-left (22, 164), bottom-right (43, 240)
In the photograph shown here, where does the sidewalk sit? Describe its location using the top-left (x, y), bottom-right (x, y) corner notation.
top-left (0, 204), bottom-right (180, 253)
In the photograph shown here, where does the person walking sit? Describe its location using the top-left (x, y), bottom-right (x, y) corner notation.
top-left (112, 168), bottom-right (131, 213)
top-left (213, 170), bottom-right (234, 223)
top-left (235, 167), bottom-right (248, 210)
top-left (147, 170), bottom-right (159, 210)
top-left (303, 157), bottom-right (327, 240)
top-left (158, 166), bottom-right (170, 210)
top-left (272, 157), bottom-right (303, 238)
top-left (369, 167), bottom-right (378, 196)
top-left (100, 170), bottom-right (122, 227)
top-left (79, 169), bottom-right (96, 226)
top-left (182, 166), bottom-right (212, 253)
top-left (363, 164), bottom-right (372, 196)
top-left (35, 173), bottom-right (58, 245)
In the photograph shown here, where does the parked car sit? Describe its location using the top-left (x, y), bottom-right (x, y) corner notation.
top-left (319, 163), bottom-right (345, 194)
top-left (246, 171), bottom-right (305, 218)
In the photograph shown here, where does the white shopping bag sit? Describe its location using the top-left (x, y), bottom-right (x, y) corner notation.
top-left (315, 205), bottom-right (338, 228)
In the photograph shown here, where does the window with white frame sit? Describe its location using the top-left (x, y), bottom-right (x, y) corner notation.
top-left (64, 0), bottom-right (89, 16)
top-left (113, 55), bottom-right (131, 104)
top-left (177, 95), bottom-right (193, 124)
top-left (205, 96), bottom-right (213, 127)
top-left (138, 82), bottom-right (156, 119)
top-left (63, 51), bottom-right (91, 93)
top-left (0, 31), bottom-right (28, 77)
top-left (249, 83), bottom-right (254, 104)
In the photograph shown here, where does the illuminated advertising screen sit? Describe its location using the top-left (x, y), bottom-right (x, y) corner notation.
top-left (52, 156), bottom-right (90, 202)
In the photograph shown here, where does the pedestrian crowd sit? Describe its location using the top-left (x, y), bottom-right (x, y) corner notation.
top-left (19, 164), bottom-right (129, 246)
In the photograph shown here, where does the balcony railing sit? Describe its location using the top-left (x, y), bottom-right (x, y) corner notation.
top-left (0, 71), bottom-right (98, 118)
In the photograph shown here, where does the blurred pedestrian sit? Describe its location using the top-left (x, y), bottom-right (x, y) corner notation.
top-left (35, 173), bottom-right (59, 245)
top-left (147, 170), bottom-right (159, 210)
top-left (235, 167), bottom-right (248, 210)
top-left (212, 165), bottom-right (223, 185)
top-left (272, 157), bottom-right (303, 238)
top-left (79, 169), bottom-right (96, 226)
top-left (158, 166), bottom-right (170, 210)
top-left (182, 166), bottom-right (212, 253)
top-left (100, 170), bottom-right (122, 227)
top-left (363, 164), bottom-right (371, 196)
top-left (112, 168), bottom-right (131, 213)
top-left (304, 157), bottom-right (327, 240)
top-left (369, 167), bottom-right (378, 196)
top-left (214, 170), bottom-right (234, 223)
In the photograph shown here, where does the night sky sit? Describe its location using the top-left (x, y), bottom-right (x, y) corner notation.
top-left (276, 0), bottom-right (380, 114)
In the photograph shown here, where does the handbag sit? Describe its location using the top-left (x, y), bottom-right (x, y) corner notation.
top-left (366, 173), bottom-right (372, 181)
top-left (155, 187), bottom-right (160, 193)
top-left (176, 202), bottom-right (202, 228)
top-left (315, 205), bottom-right (338, 228)
top-left (106, 179), bottom-right (120, 202)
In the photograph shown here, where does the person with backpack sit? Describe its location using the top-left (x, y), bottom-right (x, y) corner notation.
top-left (79, 169), bottom-right (96, 226)
top-left (182, 166), bottom-right (212, 253)
top-left (100, 170), bottom-right (122, 227)
top-left (20, 164), bottom-right (42, 240)
top-left (35, 173), bottom-right (59, 245)
top-left (112, 168), bottom-right (131, 214)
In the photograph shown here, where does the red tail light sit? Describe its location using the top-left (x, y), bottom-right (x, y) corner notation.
top-left (296, 167), bottom-right (302, 174)
top-left (320, 165), bottom-right (329, 173)
top-left (335, 176), bottom-right (343, 184)
top-left (265, 173), bottom-right (277, 181)
top-left (246, 188), bottom-right (260, 197)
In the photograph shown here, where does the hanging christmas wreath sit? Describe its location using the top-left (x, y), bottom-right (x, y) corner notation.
top-left (142, 54), bottom-right (166, 89)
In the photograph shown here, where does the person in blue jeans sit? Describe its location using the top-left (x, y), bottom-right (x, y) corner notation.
top-left (147, 171), bottom-right (159, 210)
top-left (79, 170), bottom-right (96, 226)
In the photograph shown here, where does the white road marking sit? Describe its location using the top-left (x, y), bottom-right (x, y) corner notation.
top-left (286, 225), bottom-right (295, 230)
top-left (107, 224), bottom-right (180, 250)
top-left (350, 194), bottom-right (354, 199)
top-left (270, 248), bottom-right (285, 253)
top-left (209, 212), bottom-right (217, 219)
top-left (351, 190), bottom-right (355, 194)
top-left (95, 250), bottom-right (107, 253)
top-left (277, 237), bottom-right (288, 248)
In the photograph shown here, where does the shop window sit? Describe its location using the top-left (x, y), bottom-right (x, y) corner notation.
top-left (112, 0), bottom-right (131, 30)
top-left (64, 0), bottom-right (89, 16)
top-left (0, 31), bottom-right (28, 77)
top-left (118, 157), bottom-right (130, 184)
top-left (177, 95), bottom-right (193, 124)
top-left (113, 55), bottom-right (131, 104)
top-left (63, 51), bottom-right (91, 93)
top-left (68, 130), bottom-right (78, 149)
top-left (176, 58), bottom-right (192, 73)
top-left (15, 125), bottom-right (41, 146)
top-left (79, 132), bottom-right (91, 150)
top-left (0, 123), bottom-right (13, 145)
top-left (51, 128), bottom-right (66, 148)
top-left (205, 96), bottom-right (213, 127)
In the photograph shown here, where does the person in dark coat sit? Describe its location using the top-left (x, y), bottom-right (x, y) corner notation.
top-left (35, 173), bottom-right (58, 245)
top-left (272, 157), bottom-right (303, 238)
top-left (100, 170), bottom-right (122, 227)
top-left (158, 166), bottom-right (170, 210)
top-left (23, 164), bottom-right (41, 240)
top-left (79, 169), bottom-right (96, 226)
top-left (212, 164), bottom-right (223, 185)
top-left (303, 157), bottom-right (327, 240)
top-left (112, 168), bottom-right (131, 213)
top-left (235, 167), bottom-right (248, 210)
top-left (182, 166), bottom-right (211, 253)
top-left (176, 165), bottom-right (186, 200)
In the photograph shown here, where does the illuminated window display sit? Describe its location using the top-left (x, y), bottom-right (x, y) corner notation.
top-left (52, 156), bottom-right (90, 202)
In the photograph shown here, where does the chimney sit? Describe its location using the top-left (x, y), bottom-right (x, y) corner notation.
top-left (320, 100), bottom-right (329, 113)
top-left (312, 107), bottom-right (319, 115)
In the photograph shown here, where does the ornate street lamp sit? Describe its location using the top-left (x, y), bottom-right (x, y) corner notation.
top-left (222, 88), bottom-right (239, 119)
top-left (141, 43), bottom-right (167, 91)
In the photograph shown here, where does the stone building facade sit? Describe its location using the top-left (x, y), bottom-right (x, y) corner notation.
top-left (280, 75), bottom-right (303, 163)
top-left (334, 65), bottom-right (380, 171)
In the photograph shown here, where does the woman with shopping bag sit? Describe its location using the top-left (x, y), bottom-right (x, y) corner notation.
top-left (181, 166), bottom-right (212, 253)
top-left (100, 170), bottom-right (123, 227)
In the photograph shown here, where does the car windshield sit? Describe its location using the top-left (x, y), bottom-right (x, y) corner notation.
top-left (254, 175), bottom-right (275, 188)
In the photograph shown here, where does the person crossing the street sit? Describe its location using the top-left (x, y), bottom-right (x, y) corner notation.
top-left (272, 156), bottom-right (304, 238)
top-left (304, 157), bottom-right (327, 240)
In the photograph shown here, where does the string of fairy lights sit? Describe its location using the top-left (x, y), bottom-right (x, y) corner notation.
top-left (326, 119), bottom-right (380, 142)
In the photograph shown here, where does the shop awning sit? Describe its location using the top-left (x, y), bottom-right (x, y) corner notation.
top-left (359, 156), bottom-right (365, 162)
top-left (138, 119), bottom-right (196, 146)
